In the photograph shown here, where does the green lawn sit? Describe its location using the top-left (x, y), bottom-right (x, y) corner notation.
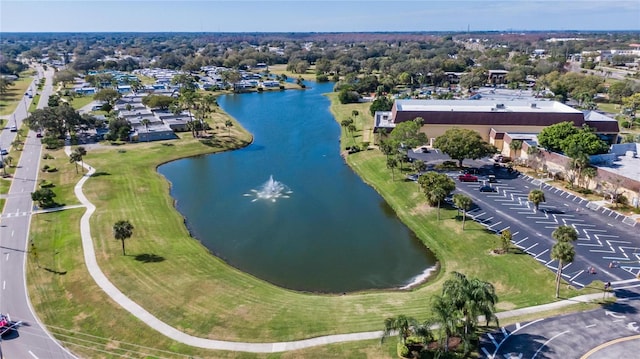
top-left (0, 71), bottom-right (35, 116)
top-left (597, 102), bottom-right (620, 114)
top-left (67, 95), bottom-right (95, 110)
top-left (28, 92), bottom-right (41, 113)
top-left (26, 94), bottom-right (599, 358)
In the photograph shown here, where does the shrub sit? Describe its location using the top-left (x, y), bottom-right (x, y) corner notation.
top-left (338, 89), bottom-right (361, 104)
top-left (42, 153), bottom-right (54, 160)
top-left (316, 74), bottom-right (329, 82)
top-left (616, 194), bottom-right (629, 205)
top-left (397, 342), bottom-right (409, 358)
top-left (46, 166), bottom-right (57, 172)
top-left (39, 180), bottom-right (54, 188)
top-left (41, 164), bottom-right (50, 172)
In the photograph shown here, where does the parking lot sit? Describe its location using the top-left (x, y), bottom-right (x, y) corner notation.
top-left (409, 148), bottom-right (640, 290)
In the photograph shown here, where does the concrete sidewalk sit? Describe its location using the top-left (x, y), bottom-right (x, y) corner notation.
top-left (64, 146), bottom-right (618, 353)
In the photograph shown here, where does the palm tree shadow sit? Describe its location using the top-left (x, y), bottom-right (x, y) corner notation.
top-left (91, 171), bottom-right (110, 177)
top-left (134, 253), bottom-right (165, 263)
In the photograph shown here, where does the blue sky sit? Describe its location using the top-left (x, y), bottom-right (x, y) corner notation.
top-left (1, 0), bottom-right (639, 33)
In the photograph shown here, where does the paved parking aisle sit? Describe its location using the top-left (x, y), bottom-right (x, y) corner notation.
top-left (451, 167), bottom-right (640, 291)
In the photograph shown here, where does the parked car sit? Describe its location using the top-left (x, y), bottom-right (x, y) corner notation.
top-left (479, 185), bottom-right (497, 192)
top-left (488, 175), bottom-right (497, 183)
top-left (420, 146), bottom-right (430, 153)
top-left (0, 149), bottom-right (7, 155)
top-left (458, 173), bottom-right (478, 182)
top-left (36, 132), bottom-right (43, 138)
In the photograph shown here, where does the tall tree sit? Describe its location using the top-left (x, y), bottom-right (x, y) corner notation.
top-left (224, 119), bottom-right (233, 136)
top-left (528, 189), bottom-right (546, 211)
top-left (552, 225), bottom-right (578, 243)
top-left (113, 220), bottom-right (134, 256)
top-left (500, 229), bottom-right (512, 254)
top-left (429, 294), bottom-right (459, 353)
top-left (551, 241), bottom-right (575, 298)
top-left (434, 128), bottom-right (497, 167)
top-left (31, 188), bottom-right (56, 208)
top-left (381, 315), bottom-right (417, 345)
top-left (418, 171), bottom-right (456, 220)
top-left (69, 150), bottom-right (82, 174)
top-left (388, 117), bottom-right (427, 151)
top-left (453, 193), bottom-right (473, 230)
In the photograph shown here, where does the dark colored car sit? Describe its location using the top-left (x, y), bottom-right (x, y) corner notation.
top-left (479, 185), bottom-right (497, 192)
top-left (36, 132), bottom-right (43, 138)
top-left (458, 173), bottom-right (478, 182)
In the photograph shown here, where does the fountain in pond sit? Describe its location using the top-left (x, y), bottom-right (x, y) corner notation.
top-left (244, 175), bottom-right (292, 202)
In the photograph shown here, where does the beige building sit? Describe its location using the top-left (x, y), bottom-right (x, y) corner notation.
top-left (374, 99), bottom-right (620, 153)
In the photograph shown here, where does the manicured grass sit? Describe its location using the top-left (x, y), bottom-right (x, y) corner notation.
top-left (28, 92), bottom-right (41, 113)
top-left (268, 64), bottom-right (317, 81)
top-left (0, 177), bottom-right (9, 194)
top-left (67, 94), bottom-right (95, 110)
top-left (0, 72), bottom-right (35, 116)
top-left (597, 102), bottom-right (619, 114)
top-left (38, 148), bottom-right (83, 207)
top-left (27, 94), bottom-right (598, 357)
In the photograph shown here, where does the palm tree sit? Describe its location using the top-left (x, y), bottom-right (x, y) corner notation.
top-left (528, 189), bottom-right (546, 211)
top-left (140, 118), bottom-right (150, 132)
top-left (224, 119), bottom-right (233, 136)
top-left (509, 140), bottom-right (523, 158)
top-left (443, 272), bottom-right (499, 344)
top-left (551, 241), bottom-right (576, 298)
top-left (552, 225), bottom-right (578, 243)
top-left (113, 220), bottom-right (134, 256)
top-left (411, 159), bottom-right (426, 175)
top-left (76, 146), bottom-right (87, 171)
top-left (453, 193), bottom-right (473, 230)
top-left (386, 156), bottom-right (398, 181)
top-left (69, 150), bottom-right (82, 174)
top-left (583, 166), bottom-right (597, 190)
top-left (347, 123), bottom-right (357, 144)
top-left (429, 187), bottom-right (448, 221)
top-left (381, 315), bottom-right (417, 345)
top-left (430, 294), bottom-right (459, 353)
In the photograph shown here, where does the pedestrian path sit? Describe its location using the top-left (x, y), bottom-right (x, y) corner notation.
top-left (61, 146), bottom-right (620, 353)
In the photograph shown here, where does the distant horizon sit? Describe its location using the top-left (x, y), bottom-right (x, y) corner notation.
top-left (1, 1), bottom-right (638, 33)
top-left (2, 29), bottom-right (639, 34)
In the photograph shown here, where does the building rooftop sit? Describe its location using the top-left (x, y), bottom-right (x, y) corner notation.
top-left (394, 99), bottom-right (582, 114)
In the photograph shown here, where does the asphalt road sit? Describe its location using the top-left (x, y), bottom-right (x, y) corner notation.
top-left (0, 67), bottom-right (76, 358)
top-left (480, 298), bottom-right (640, 359)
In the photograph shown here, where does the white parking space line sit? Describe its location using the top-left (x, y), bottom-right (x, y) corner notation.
top-left (488, 221), bottom-right (503, 229)
top-left (535, 249), bottom-right (549, 258)
top-left (525, 243), bottom-right (538, 252)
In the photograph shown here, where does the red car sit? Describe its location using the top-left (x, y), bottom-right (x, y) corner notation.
top-left (458, 173), bottom-right (478, 182)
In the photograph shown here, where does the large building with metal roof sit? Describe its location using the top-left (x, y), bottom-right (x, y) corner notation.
top-left (374, 99), bottom-right (620, 153)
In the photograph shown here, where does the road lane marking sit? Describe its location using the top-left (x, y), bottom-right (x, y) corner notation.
top-left (3, 280), bottom-right (5, 290)
top-left (5, 253), bottom-right (8, 261)
top-left (532, 330), bottom-right (570, 358)
top-left (580, 335), bottom-right (640, 359)
top-left (11, 230), bottom-right (14, 237)
top-left (29, 350), bottom-right (39, 359)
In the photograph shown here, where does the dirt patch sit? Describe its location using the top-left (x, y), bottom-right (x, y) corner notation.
top-left (410, 202), bottom-right (434, 215)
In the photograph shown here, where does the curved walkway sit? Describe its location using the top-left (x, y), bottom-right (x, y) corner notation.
top-left (63, 146), bottom-right (608, 354)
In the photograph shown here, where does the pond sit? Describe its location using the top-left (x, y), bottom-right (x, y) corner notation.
top-left (158, 82), bottom-right (436, 293)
